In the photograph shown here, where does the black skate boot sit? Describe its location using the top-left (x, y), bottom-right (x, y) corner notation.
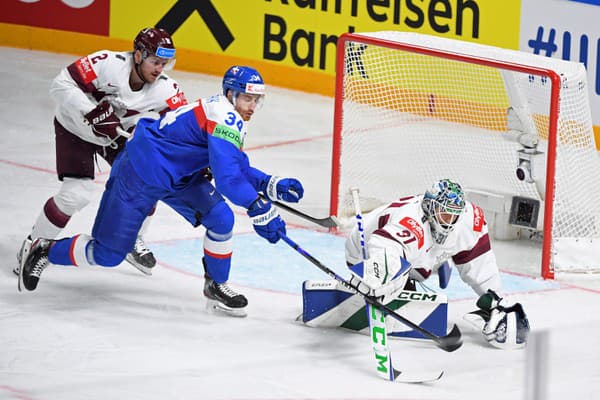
top-left (19, 238), bottom-right (52, 292)
top-left (14, 235), bottom-right (33, 276)
top-left (202, 260), bottom-right (248, 317)
top-left (125, 236), bottom-right (156, 275)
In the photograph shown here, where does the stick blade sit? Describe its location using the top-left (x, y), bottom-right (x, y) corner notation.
top-left (437, 324), bottom-right (463, 352)
top-left (323, 215), bottom-right (340, 228)
top-left (393, 368), bottom-right (444, 383)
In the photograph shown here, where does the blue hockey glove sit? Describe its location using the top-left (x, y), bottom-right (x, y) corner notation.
top-left (264, 176), bottom-right (304, 203)
top-left (247, 197), bottom-right (286, 243)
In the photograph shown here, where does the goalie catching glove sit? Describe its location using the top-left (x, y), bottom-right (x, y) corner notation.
top-left (348, 247), bottom-right (411, 304)
top-left (470, 289), bottom-right (530, 350)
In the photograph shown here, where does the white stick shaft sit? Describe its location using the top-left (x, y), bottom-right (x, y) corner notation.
top-left (350, 187), bottom-right (398, 381)
top-left (116, 127), bottom-right (132, 139)
top-left (350, 187), bottom-right (369, 260)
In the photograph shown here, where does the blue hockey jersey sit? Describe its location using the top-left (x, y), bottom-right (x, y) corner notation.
top-left (125, 94), bottom-right (269, 208)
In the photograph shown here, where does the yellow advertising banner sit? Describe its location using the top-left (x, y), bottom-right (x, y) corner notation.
top-left (110, 0), bottom-right (520, 94)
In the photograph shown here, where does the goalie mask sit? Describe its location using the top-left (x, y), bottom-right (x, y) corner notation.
top-left (422, 179), bottom-right (466, 245)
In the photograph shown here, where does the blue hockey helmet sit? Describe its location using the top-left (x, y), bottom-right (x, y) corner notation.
top-left (222, 66), bottom-right (266, 98)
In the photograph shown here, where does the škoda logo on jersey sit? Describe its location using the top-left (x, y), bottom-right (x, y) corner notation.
top-left (212, 125), bottom-right (242, 149)
top-left (398, 217), bottom-right (424, 248)
top-left (75, 56), bottom-right (97, 84)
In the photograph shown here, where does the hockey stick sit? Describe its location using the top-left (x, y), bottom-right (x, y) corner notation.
top-left (280, 233), bottom-right (463, 353)
top-left (350, 187), bottom-right (395, 381)
top-left (350, 188), bottom-right (369, 260)
top-left (349, 188), bottom-right (443, 382)
top-left (260, 195), bottom-right (340, 228)
top-left (116, 127), bottom-right (132, 139)
top-left (116, 111), bottom-right (162, 139)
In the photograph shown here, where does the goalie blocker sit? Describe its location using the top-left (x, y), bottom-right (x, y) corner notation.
top-left (299, 280), bottom-right (448, 339)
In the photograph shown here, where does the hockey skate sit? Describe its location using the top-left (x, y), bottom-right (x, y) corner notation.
top-left (19, 238), bottom-right (52, 292)
top-left (203, 274), bottom-right (248, 318)
top-left (125, 236), bottom-right (156, 275)
top-left (14, 236), bottom-right (33, 276)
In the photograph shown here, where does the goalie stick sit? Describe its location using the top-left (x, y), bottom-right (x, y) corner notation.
top-left (350, 187), bottom-right (443, 383)
top-left (280, 233), bottom-right (463, 353)
top-left (350, 187), bottom-right (393, 381)
top-left (260, 195), bottom-right (340, 228)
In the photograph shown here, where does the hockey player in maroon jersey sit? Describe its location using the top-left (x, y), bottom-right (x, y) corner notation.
top-left (18, 65), bottom-right (304, 318)
top-left (15, 27), bottom-right (187, 276)
top-left (302, 179), bottom-right (530, 349)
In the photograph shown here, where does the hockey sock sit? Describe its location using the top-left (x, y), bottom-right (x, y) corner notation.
top-left (48, 234), bottom-right (93, 267)
top-left (203, 230), bottom-right (232, 283)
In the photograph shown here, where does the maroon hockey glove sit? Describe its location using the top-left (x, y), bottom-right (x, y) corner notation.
top-left (84, 101), bottom-right (122, 140)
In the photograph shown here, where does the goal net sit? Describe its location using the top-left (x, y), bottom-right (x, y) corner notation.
top-left (330, 31), bottom-right (600, 278)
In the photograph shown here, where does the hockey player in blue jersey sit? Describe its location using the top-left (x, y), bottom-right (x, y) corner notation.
top-left (18, 66), bottom-right (304, 317)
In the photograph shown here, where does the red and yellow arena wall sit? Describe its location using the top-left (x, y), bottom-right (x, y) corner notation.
top-left (1, 0), bottom-right (598, 143)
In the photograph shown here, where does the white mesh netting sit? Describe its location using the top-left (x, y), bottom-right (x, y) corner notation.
top-left (332, 32), bottom-right (600, 273)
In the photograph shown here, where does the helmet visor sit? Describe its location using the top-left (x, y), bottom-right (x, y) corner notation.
top-left (142, 47), bottom-right (176, 71)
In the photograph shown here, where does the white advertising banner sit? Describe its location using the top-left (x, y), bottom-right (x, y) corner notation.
top-left (520, 0), bottom-right (600, 129)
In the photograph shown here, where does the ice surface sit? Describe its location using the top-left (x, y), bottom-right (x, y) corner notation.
top-left (1, 47), bottom-right (599, 400)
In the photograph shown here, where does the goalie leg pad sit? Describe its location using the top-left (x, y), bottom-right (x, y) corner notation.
top-left (300, 280), bottom-right (448, 340)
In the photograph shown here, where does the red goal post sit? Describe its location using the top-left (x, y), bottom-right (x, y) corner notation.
top-left (329, 32), bottom-right (600, 279)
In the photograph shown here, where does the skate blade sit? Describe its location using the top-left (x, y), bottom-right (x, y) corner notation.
top-left (205, 299), bottom-right (247, 318)
top-left (17, 244), bottom-right (30, 292)
top-left (125, 255), bottom-right (153, 276)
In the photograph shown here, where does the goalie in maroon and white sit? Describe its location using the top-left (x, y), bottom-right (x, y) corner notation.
top-left (15, 27), bottom-right (187, 277)
top-left (303, 179), bottom-right (530, 349)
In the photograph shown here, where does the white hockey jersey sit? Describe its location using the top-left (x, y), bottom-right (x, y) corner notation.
top-left (49, 50), bottom-right (186, 146)
top-left (345, 195), bottom-right (501, 295)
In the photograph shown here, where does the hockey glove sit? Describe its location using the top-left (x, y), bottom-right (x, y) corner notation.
top-left (201, 167), bottom-right (214, 182)
top-left (247, 197), bottom-right (286, 244)
top-left (84, 101), bottom-right (122, 140)
top-left (348, 247), bottom-right (411, 304)
top-left (264, 175), bottom-right (304, 203)
top-left (473, 289), bottom-right (530, 349)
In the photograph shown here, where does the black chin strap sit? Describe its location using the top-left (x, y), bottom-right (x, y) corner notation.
top-left (135, 63), bottom-right (148, 84)
top-left (134, 51), bottom-right (148, 85)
